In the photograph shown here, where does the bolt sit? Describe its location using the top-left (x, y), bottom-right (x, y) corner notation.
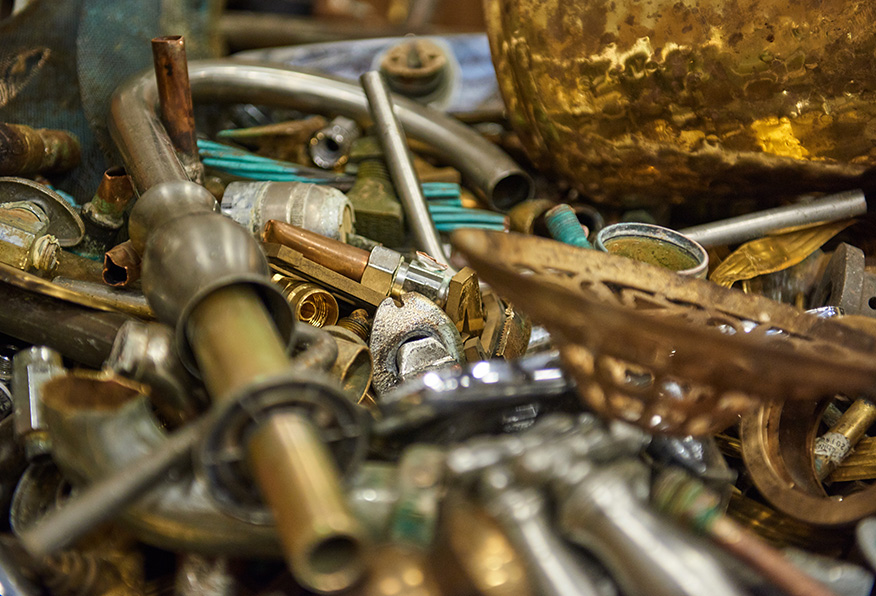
top-left (337, 309), bottom-right (372, 342)
top-left (545, 204), bottom-right (592, 249)
top-left (30, 235), bottom-right (59, 273)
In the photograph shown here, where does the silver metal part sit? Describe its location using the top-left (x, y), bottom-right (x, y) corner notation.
top-left (127, 180), bottom-right (217, 254)
top-left (680, 189), bottom-right (867, 247)
top-left (481, 469), bottom-right (602, 596)
top-left (361, 245), bottom-right (403, 291)
top-left (361, 71), bottom-right (450, 265)
top-left (11, 347), bottom-right (64, 460)
top-left (141, 211), bottom-right (294, 372)
top-left (369, 292), bottom-right (464, 396)
top-left (309, 115), bottom-right (361, 169)
top-left (51, 277), bottom-right (151, 317)
top-left (558, 463), bottom-right (742, 596)
top-left (110, 59), bottom-right (532, 210)
top-left (106, 320), bottom-right (204, 419)
top-left (395, 336), bottom-right (457, 385)
top-left (782, 548), bottom-right (874, 596)
top-left (0, 177), bottom-right (84, 247)
top-left (391, 257), bottom-right (450, 306)
top-left (221, 180), bottom-right (354, 241)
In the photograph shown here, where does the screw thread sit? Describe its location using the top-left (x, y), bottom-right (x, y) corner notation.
top-left (337, 309), bottom-right (371, 342)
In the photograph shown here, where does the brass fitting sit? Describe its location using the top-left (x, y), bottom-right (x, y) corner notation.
top-left (337, 309), bottom-right (372, 342)
top-left (0, 207), bottom-right (59, 274)
top-left (345, 137), bottom-right (405, 247)
top-left (323, 325), bottom-right (372, 405)
top-left (814, 397), bottom-right (876, 480)
top-left (0, 123), bottom-right (80, 176)
top-left (273, 274), bottom-right (340, 328)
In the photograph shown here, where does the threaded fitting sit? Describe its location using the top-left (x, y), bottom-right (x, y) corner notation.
top-left (337, 309), bottom-right (372, 342)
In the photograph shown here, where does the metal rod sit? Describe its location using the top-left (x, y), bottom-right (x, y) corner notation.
top-left (361, 70), bottom-right (449, 264)
top-left (680, 190), bottom-right (867, 247)
top-left (151, 36), bottom-right (200, 169)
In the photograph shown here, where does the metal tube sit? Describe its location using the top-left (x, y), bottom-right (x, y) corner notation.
top-left (109, 60), bottom-right (532, 209)
top-left (361, 71), bottom-right (448, 264)
top-left (0, 282), bottom-right (131, 368)
top-left (680, 190), bottom-right (867, 247)
top-left (151, 36), bottom-right (200, 169)
top-left (103, 240), bottom-right (142, 287)
top-left (249, 413), bottom-right (366, 594)
top-left (0, 123), bottom-right (80, 176)
top-left (264, 220), bottom-right (370, 282)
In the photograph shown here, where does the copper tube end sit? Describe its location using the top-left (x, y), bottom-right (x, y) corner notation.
top-left (151, 36), bottom-right (198, 160)
top-left (0, 123), bottom-right (80, 176)
top-left (95, 167), bottom-right (134, 216)
top-left (263, 220), bottom-right (370, 282)
top-left (103, 241), bottom-right (141, 287)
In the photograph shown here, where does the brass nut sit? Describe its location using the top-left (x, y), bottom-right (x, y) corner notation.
top-left (361, 246), bottom-right (403, 295)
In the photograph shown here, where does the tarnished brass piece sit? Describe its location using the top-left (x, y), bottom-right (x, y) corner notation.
top-left (444, 267), bottom-right (485, 337)
top-left (265, 243), bottom-right (386, 309)
top-left (480, 291), bottom-right (530, 360)
top-left (0, 123), bottom-right (80, 176)
top-left (272, 274), bottom-right (340, 328)
top-left (832, 438), bottom-right (876, 482)
top-left (0, 209), bottom-right (59, 274)
top-left (485, 0), bottom-right (876, 205)
top-left (346, 137), bottom-right (405, 248)
top-left (323, 325), bottom-right (373, 404)
top-left (337, 309), bottom-right (372, 342)
top-left (710, 220), bottom-right (852, 288)
top-left (218, 116), bottom-right (327, 164)
top-left (508, 199), bottom-right (556, 235)
top-left (362, 544), bottom-right (442, 596)
top-left (452, 229), bottom-right (876, 435)
top-left (741, 399), bottom-right (876, 527)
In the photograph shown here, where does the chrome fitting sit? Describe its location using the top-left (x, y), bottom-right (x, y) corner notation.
top-left (128, 180), bottom-right (217, 254)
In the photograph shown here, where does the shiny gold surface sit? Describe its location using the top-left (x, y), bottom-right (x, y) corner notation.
top-left (361, 545), bottom-right (442, 596)
top-left (485, 0), bottom-right (876, 205)
top-left (272, 274), bottom-right (340, 328)
top-left (709, 220), bottom-right (852, 287)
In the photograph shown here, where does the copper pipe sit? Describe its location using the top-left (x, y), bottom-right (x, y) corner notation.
top-left (94, 167), bottom-right (135, 220)
top-left (263, 220), bottom-right (370, 282)
top-left (151, 36), bottom-right (199, 166)
top-left (710, 517), bottom-right (836, 596)
top-left (103, 240), bottom-right (142, 287)
top-left (0, 123), bottom-right (80, 176)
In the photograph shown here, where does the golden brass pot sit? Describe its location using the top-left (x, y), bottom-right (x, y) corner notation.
top-left (485, 0), bottom-right (876, 206)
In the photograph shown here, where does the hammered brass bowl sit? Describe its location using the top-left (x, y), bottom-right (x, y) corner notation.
top-left (485, 0), bottom-right (876, 206)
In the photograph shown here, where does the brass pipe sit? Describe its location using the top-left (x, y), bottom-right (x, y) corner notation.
top-left (248, 412), bottom-right (367, 594)
top-left (0, 123), bottom-right (80, 176)
top-left (151, 36), bottom-right (200, 171)
top-left (186, 285), bottom-right (289, 402)
top-left (263, 220), bottom-right (370, 282)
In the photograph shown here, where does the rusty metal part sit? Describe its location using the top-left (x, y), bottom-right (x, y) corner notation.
top-left (0, 178), bottom-right (84, 247)
top-left (485, 0), bottom-right (876, 206)
top-left (452, 229), bottom-right (876, 435)
top-left (266, 244), bottom-right (387, 310)
top-left (264, 220), bottom-right (369, 282)
top-left (811, 243), bottom-right (876, 318)
top-left (151, 36), bottom-right (201, 182)
top-left (103, 241), bottom-right (142, 287)
top-left (814, 398), bottom-right (876, 480)
top-left (380, 39), bottom-right (449, 99)
top-left (741, 399), bottom-right (876, 527)
top-left (0, 123), bottom-right (80, 176)
top-left (272, 275), bottom-right (340, 328)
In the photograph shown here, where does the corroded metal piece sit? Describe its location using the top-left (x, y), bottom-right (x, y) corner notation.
top-left (452, 229), bottom-right (876, 435)
top-left (0, 123), bottom-right (80, 177)
top-left (485, 0), bottom-right (876, 205)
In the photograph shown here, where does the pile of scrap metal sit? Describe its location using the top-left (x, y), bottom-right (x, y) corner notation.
top-left (2, 2), bottom-right (876, 595)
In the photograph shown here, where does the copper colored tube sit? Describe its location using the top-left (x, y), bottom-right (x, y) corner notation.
top-left (0, 123), bottom-right (80, 176)
top-left (151, 36), bottom-right (199, 164)
top-left (710, 517), bottom-right (836, 596)
top-left (103, 240), bottom-right (142, 287)
top-left (263, 220), bottom-right (370, 282)
top-left (94, 167), bottom-right (135, 219)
